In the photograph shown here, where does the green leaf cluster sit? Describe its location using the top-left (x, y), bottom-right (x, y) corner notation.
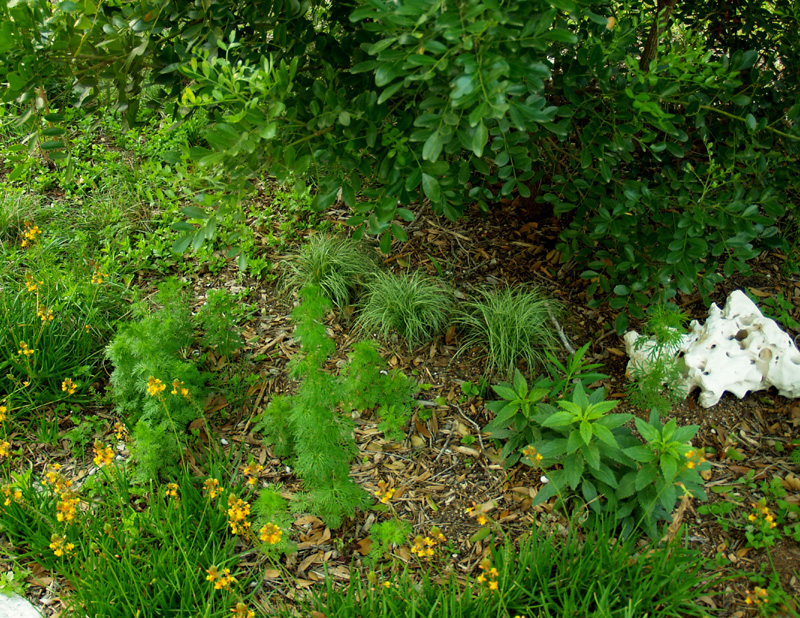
top-left (486, 367), bottom-right (709, 538)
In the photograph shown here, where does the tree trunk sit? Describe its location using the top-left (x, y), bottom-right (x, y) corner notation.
top-left (639, 0), bottom-right (679, 72)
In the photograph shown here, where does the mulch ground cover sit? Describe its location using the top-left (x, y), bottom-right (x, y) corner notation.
top-left (10, 188), bottom-right (800, 617)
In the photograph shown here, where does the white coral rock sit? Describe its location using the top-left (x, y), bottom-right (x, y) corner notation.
top-left (624, 290), bottom-right (800, 407)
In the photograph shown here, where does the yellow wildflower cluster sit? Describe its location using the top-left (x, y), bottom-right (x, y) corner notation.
top-left (744, 586), bottom-right (769, 606)
top-left (114, 422), bottom-right (128, 441)
top-left (684, 449), bottom-right (706, 470)
top-left (170, 379), bottom-right (190, 398)
top-left (21, 222), bottom-right (41, 248)
top-left (522, 445), bottom-right (543, 464)
top-left (25, 273), bottom-right (43, 292)
top-left (476, 557), bottom-right (500, 592)
top-left (0, 441), bottom-right (9, 459)
top-left (1, 486), bottom-right (22, 507)
top-left (747, 504), bottom-right (777, 529)
top-left (44, 464), bottom-right (72, 493)
top-left (0, 404), bottom-right (6, 423)
top-left (410, 526), bottom-right (446, 559)
top-left (375, 479), bottom-right (395, 504)
top-left (37, 305), bottom-right (54, 322)
top-left (93, 442), bottom-right (114, 468)
top-left (204, 478), bottom-right (223, 499)
top-left (242, 462), bottom-right (264, 486)
top-left (91, 265), bottom-right (108, 285)
top-left (259, 522), bottom-right (282, 545)
top-left (466, 502), bottom-right (490, 526)
top-left (227, 495), bottom-right (251, 534)
top-left (17, 341), bottom-right (34, 357)
top-left (61, 378), bottom-right (76, 395)
top-left (231, 602), bottom-right (254, 618)
top-left (147, 377), bottom-right (166, 398)
top-left (166, 483), bottom-right (180, 499)
top-left (206, 565), bottom-right (236, 590)
top-left (49, 533), bottom-right (74, 557)
top-left (56, 491), bottom-right (79, 523)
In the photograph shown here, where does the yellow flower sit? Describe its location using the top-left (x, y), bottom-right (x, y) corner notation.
top-left (375, 479), bottom-right (395, 504)
top-left (25, 274), bottom-right (42, 292)
top-left (93, 442), bottom-right (114, 467)
top-left (91, 265), bottom-right (108, 285)
top-left (61, 378), bottom-right (76, 395)
top-left (17, 341), bottom-right (34, 357)
top-left (114, 422), bottom-right (128, 441)
top-left (56, 492), bottom-right (79, 523)
top-left (259, 522), bottom-right (282, 545)
top-left (0, 405), bottom-right (6, 423)
top-left (214, 568), bottom-right (236, 590)
top-left (477, 514), bottom-right (488, 526)
top-left (146, 377), bottom-right (166, 397)
top-left (49, 533), bottom-right (74, 557)
top-left (206, 565), bottom-right (220, 583)
top-left (0, 441), bottom-right (10, 458)
top-left (242, 462), bottom-right (264, 486)
top-left (37, 306), bottom-right (54, 322)
top-left (204, 478), bottom-right (222, 499)
top-left (166, 483), bottom-right (179, 499)
top-left (230, 602), bottom-right (254, 618)
top-left (226, 495), bottom-right (251, 534)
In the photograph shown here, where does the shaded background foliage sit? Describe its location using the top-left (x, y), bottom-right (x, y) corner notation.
top-left (1, 0), bottom-right (798, 326)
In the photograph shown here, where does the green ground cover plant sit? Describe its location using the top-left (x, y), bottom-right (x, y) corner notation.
top-left (302, 515), bottom-right (718, 618)
top-left (358, 269), bottom-right (454, 348)
top-left (455, 287), bottom-right (563, 378)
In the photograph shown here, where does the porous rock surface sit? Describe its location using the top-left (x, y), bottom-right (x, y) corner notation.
top-left (624, 290), bottom-right (800, 407)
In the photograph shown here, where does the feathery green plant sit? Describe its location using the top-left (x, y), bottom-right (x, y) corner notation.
top-left (455, 287), bottom-right (562, 378)
top-left (257, 287), bottom-right (417, 527)
top-left (358, 270), bottom-right (454, 348)
top-left (283, 235), bottom-right (377, 308)
top-left (105, 279), bottom-right (208, 481)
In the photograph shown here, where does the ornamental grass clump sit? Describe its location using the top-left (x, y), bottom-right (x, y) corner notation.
top-left (283, 234), bottom-right (377, 308)
top-left (455, 287), bottom-right (562, 378)
top-left (358, 269), bottom-right (454, 348)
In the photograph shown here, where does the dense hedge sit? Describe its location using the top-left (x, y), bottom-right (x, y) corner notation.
top-left (1, 0), bottom-right (798, 324)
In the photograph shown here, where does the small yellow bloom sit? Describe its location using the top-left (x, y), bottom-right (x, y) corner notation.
top-left (477, 514), bottom-right (488, 526)
top-left (204, 478), bottom-right (222, 499)
top-left (49, 533), bottom-right (74, 557)
top-left (166, 483), bottom-right (179, 499)
top-left (206, 565), bottom-right (220, 582)
top-left (375, 479), bottom-right (395, 504)
top-left (93, 442), bottom-right (114, 467)
top-left (214, 567), bottom-right (236, 590)
top-left (114, 422), bottom-right (128, 440)
top-left (0, 441), bottom-right (10, 458)
top-left (242, 462), bottom-right (264, 486)
top-left (62, 378), bottom-right (77, 395)
top-left (488, 580), bottom-right (498, 591)
top-left (259, 522), bottom-right (282, 545)
top-left (146, 377), bottom-right (166, 397)
top-left (230, 602), bottom-right (254, 618)
top-left (17, 341), bottom-right (34, 357)
top-left (0, 405), bottom-right (6, 423)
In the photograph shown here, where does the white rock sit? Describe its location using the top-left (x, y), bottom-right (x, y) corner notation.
top-left (0, 593), bottom-right (43, 618)
top-left (624, 290), bottom-right (800, 407)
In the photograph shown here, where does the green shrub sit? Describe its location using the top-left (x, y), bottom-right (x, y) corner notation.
top-left (455, 287), bottom-right (562, 379)
top-left (358, 270), bottom-right (453, 348)
top-left (283, 235), bottom-right (377, 308)
top-left (105, 279), bottom-right (208, 481)
top-left (484, 370), bottom-right (709, 539)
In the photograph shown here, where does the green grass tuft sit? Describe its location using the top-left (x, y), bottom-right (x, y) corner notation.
top-left (358, 270), bottom-right (454, 348)
top-left (283, 235), bottom-right (377, 308)
top-left (455, 286), bottom-right (561, 378)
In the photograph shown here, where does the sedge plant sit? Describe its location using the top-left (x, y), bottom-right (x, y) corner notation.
top-left (455, 286), bottom-right (562, 379)
top-left (358, 269), bottom-right (454, 348)
top-left (282, 234), bottom-right (377, 308)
